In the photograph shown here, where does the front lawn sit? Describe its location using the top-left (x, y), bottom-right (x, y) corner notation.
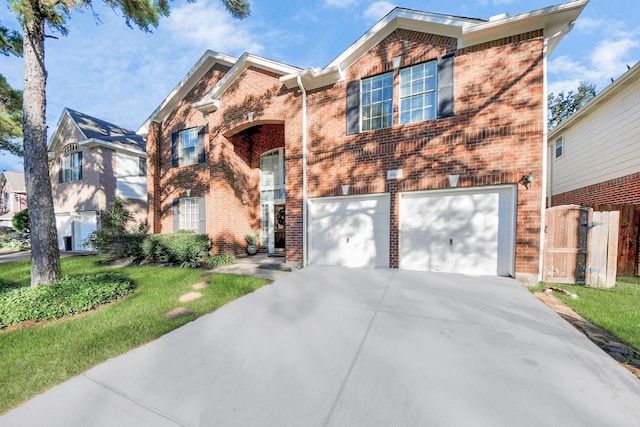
top-left (0, 256), bottom-right (268, 414)
top-left (539, 277), bottom-right (640, 353)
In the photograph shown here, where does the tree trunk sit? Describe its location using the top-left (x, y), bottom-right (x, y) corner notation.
top-left (23, 15), bottom-right (61, 286)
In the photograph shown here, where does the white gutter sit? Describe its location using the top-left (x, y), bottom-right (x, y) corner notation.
top-left (297, 75), bottom-right (308, 268)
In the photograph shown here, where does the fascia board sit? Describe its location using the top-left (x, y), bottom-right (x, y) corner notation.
top-left (328, 10), bottom-right (477, 72)
top-left (48, 108), bottom-right (82, 152)
top-left (462, 0), bottom-right (588, 54)
top-left (80, 138), bottom-right (146, 157)
top-left (548, 61), bottom-right (640, 142)
top-left (284, 9), bottom-right (478, 89)
top-left (137, 51), bottom-right (237, 136)
top-left (193, 53), bottom-right (301, 112)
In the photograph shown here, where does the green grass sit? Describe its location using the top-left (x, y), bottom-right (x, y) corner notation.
top-left (0, 256), bottom-right (268, 414)
top-left (538, 277), bottom-right (640, 353)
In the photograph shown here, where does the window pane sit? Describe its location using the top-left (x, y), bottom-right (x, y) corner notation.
top-left (399, 60), bottom-right (438, 125)
top-left (179, 197), bottom-right (199, 232)
top-left (179, 128), bottom-right (198, 166)
top-left (360, 72), bottom-right (393, 131)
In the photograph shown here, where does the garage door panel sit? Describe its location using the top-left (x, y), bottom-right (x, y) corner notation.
top-left (309, 195), bottom-right (389, 269)
top-left (399, 187), bottom-right (514, 276)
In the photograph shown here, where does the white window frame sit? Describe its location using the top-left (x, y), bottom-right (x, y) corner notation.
top-left (361, 72), bottom-right (394, 132)
top-left (60, 151), bottom-right (82, 183)
top-left (555, 137), bottom-right (564, 159)
top-left (179, 197), bottom-right (200, 232)
top-left (399, 61), bottom-right (437, 125)
top-left (179, 128), bottom-right (199, 166)
top-left (260, 148), bottom-right (286, 252)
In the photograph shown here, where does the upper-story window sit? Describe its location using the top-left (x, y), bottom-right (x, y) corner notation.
top-left (171, 127), bottom-right (205, 167)
top-left (555, 137), bottom-right (564, 159)
top-left (346, 55), bottom-right (454, 136)
top-left (400, 61), bottom-right (437, 125)
top-left (59, 151), bottom-right (82, 183)
top-left (361, 72), bottom-right (394, 131)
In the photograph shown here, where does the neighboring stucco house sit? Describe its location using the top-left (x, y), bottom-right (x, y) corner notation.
top-left (0, 171), bottom-right (27, 228)
top-left (140, 1), bottom-right (587, 283)
top-left (547, 61), bottom-right (640, 206)
top-left (48, 108), bottom-right (147, 251)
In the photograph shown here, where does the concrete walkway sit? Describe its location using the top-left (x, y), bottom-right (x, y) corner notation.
top-left (3, 267), bottom-right (640, 426)
top-left (210, 254), bottom-right (291, 281)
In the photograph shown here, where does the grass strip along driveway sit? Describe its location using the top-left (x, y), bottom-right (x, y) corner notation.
top-left (0, 256), bottom-right (268, 414)
top-left (539, 277), bottom-right (640, 354)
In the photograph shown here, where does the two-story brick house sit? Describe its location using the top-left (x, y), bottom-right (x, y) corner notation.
top-left (49, 108), bottom-right (147, 251)
top-left (140, 1), bottom-right (587, 283)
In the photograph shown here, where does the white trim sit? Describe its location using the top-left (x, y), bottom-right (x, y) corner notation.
top-left (80, 138), bottom-right (146, 157)
top-left (138, 51), bottom-right (238, 135)
top-left (193, 53), bottom-right (301, 114)
top-left (283, 1), bottom-right (586, 90)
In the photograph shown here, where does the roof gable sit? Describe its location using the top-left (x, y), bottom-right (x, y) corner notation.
top-left (1, 171), bottom-right (25, 193)
top-left (281, 1), bottom-right (588, 90)
top-left (49, 108), bottom-right (145, 155)
top-left (192, 53), bottom-right (301, 115)
top-left (138, 50), bottom-right (237, 135)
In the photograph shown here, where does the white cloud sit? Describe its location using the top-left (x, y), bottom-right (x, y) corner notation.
top-left (324, 0), bottom-right (360, 8)
top-left (166, 0), bottom-right (263, 55)
top-left (363, 1), bottom-right (396, 22)
top-left (548, 34), bottom-right (639, 94)
top-left (590, 38), bottom-right (639, 78)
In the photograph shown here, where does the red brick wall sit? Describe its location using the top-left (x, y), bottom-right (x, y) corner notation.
top-left (302, 29), bottom-right (545, 275)
top-left (552, 172), bottom-right (640, 206)
top-left (149, 28), bottom-right (546, 277)
top-left (148, 64), bottom-right (300, 255)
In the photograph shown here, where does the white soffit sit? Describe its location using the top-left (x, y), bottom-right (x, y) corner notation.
top-left (462, 0), bottom-right (588, 54)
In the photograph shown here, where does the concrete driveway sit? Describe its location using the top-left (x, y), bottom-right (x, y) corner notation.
top-left (3, 266), bottom-right (640, 426)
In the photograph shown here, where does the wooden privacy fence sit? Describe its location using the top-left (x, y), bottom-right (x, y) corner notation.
top-left (592, 204), bottom-right (640, 276)
top-left (543, 205), bottom-right (620, 287)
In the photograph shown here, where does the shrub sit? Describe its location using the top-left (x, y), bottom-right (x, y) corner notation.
top-left (12, 209), bottom-right (29, 234)
top-left (206, 254), bottom-right (236, 267)
top-left (0, 227), bottom-right (30, 250)
top-left (142, 233), bottom-right (211, 268)
top-left (85, 197), bottom-right (146, 258)
top-left (0, 273), bottom-right (135, 328)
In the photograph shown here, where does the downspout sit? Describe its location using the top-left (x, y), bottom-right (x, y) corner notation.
top-left (297, 75), bottom-right (308, 267)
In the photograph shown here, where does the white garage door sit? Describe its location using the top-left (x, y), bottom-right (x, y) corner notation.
top-left (56, 214), bottom-right (72, 251)
top-left (399, 186), bottom-right (516, 276)
top-left (309, 194), bottom-right (390, 268)
top-left (73, 211), bottom-right (97, 251)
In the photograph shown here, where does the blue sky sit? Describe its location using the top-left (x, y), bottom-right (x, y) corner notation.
top-left (1, 0), bottom-right (639, 172)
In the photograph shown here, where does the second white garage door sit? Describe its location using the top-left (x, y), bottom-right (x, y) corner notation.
top-left (308, 194), bottom-right (390, 268)
top-left (399, 186), bottom-right (516, 276)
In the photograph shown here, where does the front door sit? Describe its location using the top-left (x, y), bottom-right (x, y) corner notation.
top-left (260, 148), bottom-right (285, 254)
